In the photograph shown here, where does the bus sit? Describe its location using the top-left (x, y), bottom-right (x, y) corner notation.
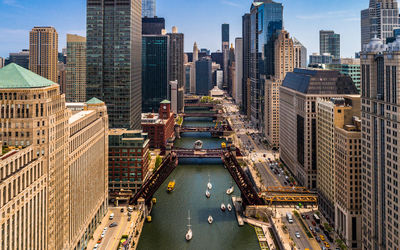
top-left (313, 214), bottom-right (321, 224)
top-left (286, 212), bottom-right (293, 223)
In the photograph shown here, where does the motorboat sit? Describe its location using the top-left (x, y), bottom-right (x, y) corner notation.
top-left (208, 215), bottom-right (213, 224)
top-left (194, 140), bottom-right (203, 150)
top-left (227, 204), bottom-right (232, 212)
top-left (205, 190), bottom-right (211, 198)
top-left (226, 186), bottom-right (234, 195)
top-left (207, 175), bottom-right (212, 190)
top-left (186, 210), bottom-right (192, 241)
top-left (220, 203), bottom-right (226, 211)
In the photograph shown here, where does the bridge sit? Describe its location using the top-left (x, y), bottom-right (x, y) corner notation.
top-left (179, 125), bottom-right (233, 133)
top-left (181, 112), bottom-right (222, 118)
top-left (259, 186), bottom-right (318, 206)
top-left (184, 102), bottom-right (217, 108)
top-left (173, 148), bottom-right (225, 158)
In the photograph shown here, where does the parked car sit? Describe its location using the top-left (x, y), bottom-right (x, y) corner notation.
top-left (315, 227), bottom-right (320, 232)
top-left (295, 232), bottom-right (300, 238)
top-left (93, 243), bottom-right (100, 250)
top-left (120, 208), bottom-right (124, 213)
top-left (109, 222), bottom-right (118, 227)
top-left (101, 232), bottom-right (105, 238)
top-left (109, 213), bottom-right (114, 220)
top-left (306, 215), bottom-right (310, 220)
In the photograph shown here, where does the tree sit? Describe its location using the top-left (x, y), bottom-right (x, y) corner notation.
top-left (154, 155), bottom-right (162, 170)
top-left (324, 222), bottom-right (333, 232)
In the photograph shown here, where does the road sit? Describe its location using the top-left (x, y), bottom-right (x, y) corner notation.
top-left (98, 207), bottom-right (128, 250)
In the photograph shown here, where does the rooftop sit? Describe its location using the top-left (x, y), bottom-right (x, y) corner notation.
top-left (160, 99), bottom-right (171, 104)
top-left (0, 63), bottom-right (56, 89)
top-left (86, 97), bottom-right (104, 105)
top-left (69, 110), bottom-right (94, 124)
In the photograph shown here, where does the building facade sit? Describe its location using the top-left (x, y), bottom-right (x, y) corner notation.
top-left (320, 30), bottom-right (340, 59)
top-left (0, 57), bottom-right (4, 69)
top-left (5, 50), bottom-right (29, 69)
top-left (242, 13), bottom-right (251, 116)
top-left (326, 61), bottom-right (361, 92)
top-left (361, 37), bottom-right (400, 250)
top-left (316, 96), bottom-right (360, 224)
top-left (142, 101), bottom-right (175, 149)
top-left (142, 35), bottom-right (169, 113)
top-left (66, 34), bottom-right (86, 102)
top-left (293, 37), bottom-right (307, 69)
top-left (235, 38), bottom-right (243, 106)
top-left (222, 23), bottom-right (230, 89)
top-left (309, 53), bottom-right (334, 65)
top-left (0, 63), bottom-right (109, 249)
top-left (361, 0), bottom-right (400, 48)
top-left (142, 17), bottom-right (165, 35)
top-left (167, 27), bottom-right (185, 113)
top-left (279, 69), bottom-right (358, 189)
top-left (142, 0), bottom-right (156, 17)
top-left (109, 129), bottom-right (150, 203)
top-left (57, 62), bottom-right (66, 94)
top-left (29, 27), bottom-right (58, 83)
top-left (189, 42), bottom-right (199, 94)
top-left (87, 0), bottom-right (142, 129)
top-left (265, 30), bottom-right (294, 148)
top-left (196, 58), bottom-right (212, 96)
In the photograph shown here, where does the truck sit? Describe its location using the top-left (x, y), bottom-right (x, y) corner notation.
top-left (286, 212), bottom-right (293, 223)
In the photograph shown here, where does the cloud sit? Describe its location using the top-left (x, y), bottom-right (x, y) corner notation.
top-left (220, 0), bottom-right (242, 8)
top-left (2, 0), bottom-right (23, 8)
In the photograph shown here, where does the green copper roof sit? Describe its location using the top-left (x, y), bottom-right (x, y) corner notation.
top-left (86, 97), bottom-right (104, 104)
top-left (160, 100), bottom-right (171, 104)
top-left (0, 63), bottom-right (56, 89)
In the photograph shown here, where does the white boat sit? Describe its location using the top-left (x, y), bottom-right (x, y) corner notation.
top-left (226, 186), bottom-right (234, 195)
top-left (205, 190), bottom-right (211, 198)
top-left (207, 175), bottom-right (212, 190)
top-left (220, 203), bottom-right (226, 211)
top-left (194, 140), bottom-right (203, 150)
top-left (186, 211), bottom-right (192, 241)
top-left (208, 215), bottom-right (213, 224)
top-left (227, 204), bottom-right (232, 211)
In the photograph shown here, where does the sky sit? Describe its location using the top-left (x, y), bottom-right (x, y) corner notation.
top-left (0, 0), bottom-right (368, 58)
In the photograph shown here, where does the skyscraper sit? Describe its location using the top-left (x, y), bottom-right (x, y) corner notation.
top-left (242, 13), bottom-right (251, 116)
top-left (5, 49), bottom-right (29, 69)
top-left (235, 38), bottom-right (243, 106)
top-left (142, 0), bottom-right (156, 17)
top-left (361, 0), bottom-right (400, 48)
top-left (320, 30), bottom-right (340, 59)
top-left (29, 26), bottom-right (58, 82)
top-left (249, 0), bottom-right (283, 131)
top-left (142, 17), bottom-right (165, 35)
top-left (293, 37), bottom-right (307, 68)
top-left (66, 34), bottom-right (86, 102)
top-left (196, 57), bottom-right (212, 95)
top-left (87, 0), bottom-right (142, 129)
top-left (167, 26), bottom-right (185, 113)
top-left (190, 42), bottom-right (199, 94)
top-left (361, 37), bottom-right (400, 250)
top-left (222, 23), bottom-right (230, 89)
top-left (142, 34), bottom-right (169, 113)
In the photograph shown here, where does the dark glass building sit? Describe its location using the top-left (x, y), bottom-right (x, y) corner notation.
top-left (211, 52), bottom-right (223, 67)
top-left (86, 0), bottom-right (142, 129)
top-left (319, 30), bottom-right (340, 59)
top-left (242, 13), bottom-right (251, 115)
top-left (5, 49), bottom-right (29, 69)
top-left (186, 52), bottom-right (207, 63)
top-left (222, 23), bottom-right (230, 43)
top-left (142, 17), bottom-right (165, 35)
top-left (222, 23), bottom-right (230, 89)
top-left (249, 0), bottom-right (283, 131)
top-left (142, 35), bottom-right (169, 113)
top-left (195, 58), bottom-right (212, 95)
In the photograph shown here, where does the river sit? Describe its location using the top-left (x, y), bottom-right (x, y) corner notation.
top-left (137, 116), bottom-right (259, 250)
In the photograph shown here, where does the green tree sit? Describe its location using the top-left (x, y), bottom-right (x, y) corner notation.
top-left (324, 222), bottom-right (333, 232)
top-left (154, 155), bottom-right (162, 170)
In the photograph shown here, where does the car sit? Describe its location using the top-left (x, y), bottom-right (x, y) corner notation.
top-left (294, 232), bottom-right (300, 238)
top-left (312, 231), bottom-right (317, 236)
top-left (109, 222), bottom-right (118, 227)
top-left (93, 243), bottom-right (100, 250)
top-left (325, 242), bottom-right (330, 248)
top-left (120, 208), bottom-right (124, 212)
top-left (101, 232), bottom-right (105, 238)
top-left (103, 227), bottom-right (108, 232)
top-left (97, 239), bottom-right (102, 244)
top-left (306, 215), bottom-right (310, 220)
top-left (128, 216), bottom-right (131, 221)
top-left (315, 227), bottom-right (320, 232)
top-left (316, 237), bottom-right (321, 243)
top-left (320, 235), bottom-right (325, 241)
top-left (109, 213), bottom-right (114, 220)
top-left (309, 226), bottom-right (313, 231)
top-left (128, 211), bottom-right (132, 216)
top-left (302, 215), bottom-right (306, 219)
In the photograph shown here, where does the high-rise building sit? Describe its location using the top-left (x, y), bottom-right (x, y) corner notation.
top-left (196, 57), bottom-right (212, 95)
top-left (249, 0), bottom-right (283, 131)
top-left (222, 23), bottom-right (230, 89)
top-left (320, 30), bottom-right (340, 59)
top-left (333, 99), bottom-right (362, 250)
top-left (361, 0), bottom-right (400, 48)
top-left (57, 62), bottom-right (66, 94)
top-left (279, 69), bottom-right (358, 189)
top-left (293, 37), bottom-right (307, 68)
top-left (184, 63), bottom-right (191, 93)
top-left (167, 27), bottom-right (185, 113)
top-left (5, 49), bottom-right (29, 69)
top-left (142, 34), bottom-right (169, 113)
top-left (228, 44), bottom-right (235, 96)
top-left (87, 0), bottom-right (142, 129)
top-left (0, 57), bottom-right (5, 68)
top-left (361, 37), bottom-right (400, 250)
top-left (66, 34), bottom-right (86, 102)
top-left (29, 27), bottom-right (58, 82)
top-left (235, 38), bottom-right (243, 106)
top-left (265, 30), bottom-right (294, 148)
top-left (0, 63), bottom-right (109, 250)
top-left (316, 96), bottom-right (361, 225)
top-left (215, 69), bottom-right (223, 89)
top-left (211, 51), bottom-right (223, 67)
top-left (108, 129), bottom-right (150, 203)
top-left (309, 53), bottom-right (334, 65)
top-left (142, 17), bottom-right (165, 35)
top-left (190, 42), bottom-right (199, 94)
top-left (242, 13), bottom-right (251, 116)
top-left (326, 59), bottom-right (361, 92)
top-left (142, 0), bottom-right (156, 17)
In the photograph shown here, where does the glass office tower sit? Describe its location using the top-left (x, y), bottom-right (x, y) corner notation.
top-left (86, 0), bottom-right (142, 129)
top-left (142, 35), bottom-right (169, 113)
top-left (142, 0), bottom-right (156, 17)
top-left (249, 0), bottom-right (283, 131)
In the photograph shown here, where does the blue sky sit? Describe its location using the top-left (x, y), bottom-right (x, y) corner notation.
top-left (0, 0), bottom-right (367, 58)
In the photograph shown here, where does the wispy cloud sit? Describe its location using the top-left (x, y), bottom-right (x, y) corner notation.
top-left (2, 0), bottom-right (23, 8)
top-left (296, 10), bottom-right (356, 21)
top-left (220, 0), bottom-right (242, 8)
top-left (344, 17), bottom-right (360, 22)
